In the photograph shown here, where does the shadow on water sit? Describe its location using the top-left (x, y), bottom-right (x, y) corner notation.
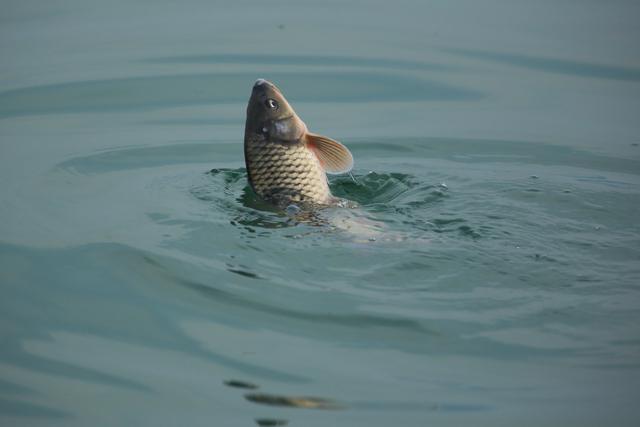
top-left (443, 47), bottom-right (640, 81)
top-left (0, 71), bottom-right (482, 118)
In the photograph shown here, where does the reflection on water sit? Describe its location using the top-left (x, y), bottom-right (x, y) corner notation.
top-left (223, 379), bottom-right (343, 425)
top-left (255, 418), bottom-right (289, 426)
top-left (245, 393), bottom-right (345, 410)
top-left (224, 379), bottom-right (259, 390)
top-left (350, 400), bottom-right (491, 413)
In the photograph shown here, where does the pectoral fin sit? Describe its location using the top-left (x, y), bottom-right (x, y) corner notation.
top-left (305, 132), bottom-right (354, 174)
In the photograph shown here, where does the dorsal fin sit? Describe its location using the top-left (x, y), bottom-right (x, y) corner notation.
top-left (305, 132), bottom-right (354, 174)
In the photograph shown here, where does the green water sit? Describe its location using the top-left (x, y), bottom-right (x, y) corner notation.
top-left (1, 1), bottom-right (640, 426)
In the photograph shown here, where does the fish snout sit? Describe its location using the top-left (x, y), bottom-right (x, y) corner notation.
top-left (253, 78), bottom-right (274, 90)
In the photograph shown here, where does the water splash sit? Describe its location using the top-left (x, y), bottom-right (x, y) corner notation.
top-left (194, 168), bottom-right (480, 241)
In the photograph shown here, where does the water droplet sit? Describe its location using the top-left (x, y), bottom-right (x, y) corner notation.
top-left (348, 171), bottom-right (360, 185)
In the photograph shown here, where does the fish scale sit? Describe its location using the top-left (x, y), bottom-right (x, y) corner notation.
top-left (245, 134), bottom-right (332, 205)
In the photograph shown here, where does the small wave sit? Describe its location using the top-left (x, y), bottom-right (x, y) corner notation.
top-left (197, 168), bottom-right (482, 240)
top-left (0, 71), bottom-right (482, 118)
top-left (330, 171), bottom-right (449, 209)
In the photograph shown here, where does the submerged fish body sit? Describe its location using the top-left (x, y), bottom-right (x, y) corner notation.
top-left (244, 79), bottom-right (353, 208)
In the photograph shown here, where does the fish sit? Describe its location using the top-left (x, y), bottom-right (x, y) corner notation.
top-left (244, 79), bottom-right (354, 208)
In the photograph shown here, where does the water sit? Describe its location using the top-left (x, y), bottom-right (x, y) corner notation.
top-left (1, 1), bottom-right (640, 426)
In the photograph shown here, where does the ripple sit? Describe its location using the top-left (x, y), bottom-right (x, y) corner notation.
top-left (201, 168), bottom-right (446, 235)
top-left (57, 142), bottom-right (236, 175)
top-left (330, 172), bottom-right (417, 205)
top-left (178, 276), bottom-right (432, 335)
top-left (146, 52), bottom-right (454, 72)
top-left (330, 172), bottom-right (449, 209)
top-left (198, 167), bottom-right (474, 243)
top-left (0, 71), bottom-right (482, 118)
top-left (227, 267), bottom-right (262, 279)
top-left (198, 168), bottom-right (298, 230)
top-left (0, 398), bottom-right (69, 419)
top-left (444, 48), bottom-right (640, 81)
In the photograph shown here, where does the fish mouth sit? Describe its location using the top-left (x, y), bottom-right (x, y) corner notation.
top-left (254, 78), bottom-right (274, 89)
top-left (252, 79), bottom-right (281, 96)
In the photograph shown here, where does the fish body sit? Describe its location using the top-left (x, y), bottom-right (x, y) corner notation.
top-left (244, 132), bottom-right (332, 205)
top-left (244, 79), bottom-right (353, 208)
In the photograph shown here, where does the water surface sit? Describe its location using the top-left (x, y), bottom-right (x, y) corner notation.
top-left (1, 1), bottom-right (640, 426)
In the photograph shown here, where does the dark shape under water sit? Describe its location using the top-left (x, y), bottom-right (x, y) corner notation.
top-left (255, 418), bottom-right (289, 426)
top-left (224, 379), bottom-right (259, 390)
top-left (245, 393), bottom-right (346, 410)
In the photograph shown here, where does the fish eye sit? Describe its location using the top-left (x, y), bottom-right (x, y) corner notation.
top-left (265, 99), bottom-right (279, 110)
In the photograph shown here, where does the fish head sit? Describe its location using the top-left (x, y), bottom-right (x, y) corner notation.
top-left (245, 79), bottom-right (307, 143)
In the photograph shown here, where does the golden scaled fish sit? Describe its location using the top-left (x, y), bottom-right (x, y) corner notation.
top-left (244, 79), bottom-right (354, 208)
